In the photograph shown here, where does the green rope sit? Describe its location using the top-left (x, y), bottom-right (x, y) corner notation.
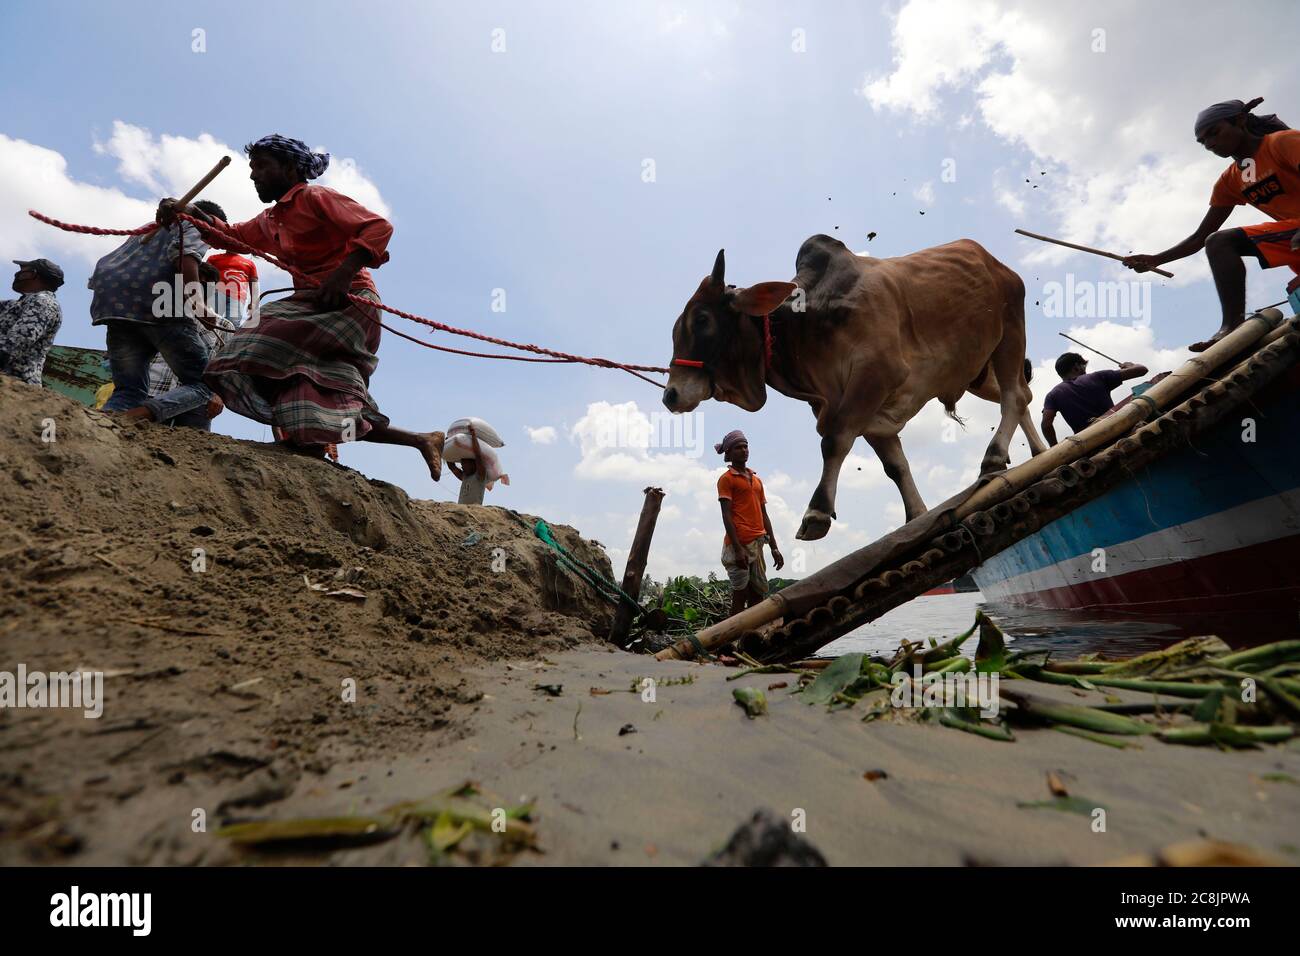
top-left (533, 519), bottom-right (642, 611)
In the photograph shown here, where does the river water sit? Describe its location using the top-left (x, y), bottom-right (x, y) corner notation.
top-left (819, 591), bottom-right (1299, 660)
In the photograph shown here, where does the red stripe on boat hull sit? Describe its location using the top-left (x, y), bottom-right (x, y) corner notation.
top-left (986, 533), bottom-right (1300, 614)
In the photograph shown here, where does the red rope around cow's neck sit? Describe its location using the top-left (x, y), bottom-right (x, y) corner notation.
top-left (28, 209), bottom-right (669, 388)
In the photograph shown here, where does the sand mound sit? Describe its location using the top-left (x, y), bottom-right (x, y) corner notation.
top-left (0, 374), bottom-right (615, 863)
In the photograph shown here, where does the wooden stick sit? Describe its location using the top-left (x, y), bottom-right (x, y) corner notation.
top-left (1015, 228), bottom-right (1175, 279)
top-left (610, 487), bottom-right (665, 648)
top-left (144, 155), bottom-right (232, 244)
top-left (1057, 332), bottom-right (1122, 365)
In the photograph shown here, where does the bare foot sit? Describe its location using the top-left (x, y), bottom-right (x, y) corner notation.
top-left (105, 406), bottom-right (154, 422)
top-left (1189, 326), bottom-right (1233, 353)
top-left (420, 431), bottom-right (445, 481)
top-left (285, 442), bottom-right (328, 460)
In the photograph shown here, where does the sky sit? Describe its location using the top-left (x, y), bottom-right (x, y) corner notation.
top-left (4, 0), bottom-right (1299, 582)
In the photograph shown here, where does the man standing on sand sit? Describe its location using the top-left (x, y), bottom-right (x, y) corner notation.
top-left (715, 429), bottom-right (783, 617)
top-left (1123, 97), bottom-right (1296, 352)
top-left (157, 135), bottom-right (444, 480)
top-left (1040, 352), bottom-right (1148, 447)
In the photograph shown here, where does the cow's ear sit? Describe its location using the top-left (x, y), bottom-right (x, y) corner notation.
top-left (710, 249), bottom-right (726, 290)
top-left (732, 281), bottom-right (798, 316)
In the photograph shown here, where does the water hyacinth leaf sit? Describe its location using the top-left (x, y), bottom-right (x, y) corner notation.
top-left (1260, 772), bottom-right (1299, 784)
top-left (427, 810), bottom-right (474, 854)
top-left (1159, 723), bottom-right (1296, 747)
top-left (921, 620), bottom-right (978, 665)
top-left (1101, 636), bottom-right (1231, 678)
top-left (1214, 641), bottom-right (1300, 671)
top-left (1045, 661), bottom-right (1111, 675)
top-left (733, 686), bottom-right (767, 718)
top-left (937, 708), bottom-right (1015, 741)
top-left (217, 814), bottom-right (400, 846)
top-left (1006, 649), bottom-right (1051, 669)
top-left (388, 794), bottom-right (537, 846)
top-left (1257, 676), bottom-right (1300, 721)
top-left (974, 611), bottom-right (1007, 674)
top-left (1002, 690), bottom-right (1155, 735)
top-left (801, 653), bottom-right (865, 706)
top-left (1193, 689), bottom-right (1225, 724)
top-left (1072, 676), bottom-right (1219, 698)
top-left (1017, 796), bottom-right (1105, 816)
top-left (930, 656), bottom-right (971, 675)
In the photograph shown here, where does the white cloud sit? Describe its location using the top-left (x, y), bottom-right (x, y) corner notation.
top-left (6, 123), bottom-right (391, 299)
top-left (526, 425), bottom-right (558, 445)
top-left (568, 400), bottom-right (837, 579)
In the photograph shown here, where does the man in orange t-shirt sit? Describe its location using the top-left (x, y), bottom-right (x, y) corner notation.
top-left (715, 429), bottom-right (784, 615)
top-left (1124, 97), bottom-right (1297, 351)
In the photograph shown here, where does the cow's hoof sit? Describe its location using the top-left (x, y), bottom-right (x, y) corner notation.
top-left (979, 455), bottom-right (1010, 476)
top-left (796, 510), bottom-right (833, 541)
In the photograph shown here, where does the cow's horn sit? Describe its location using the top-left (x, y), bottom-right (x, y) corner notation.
top-left (711, 249), bottom-right (726, 289)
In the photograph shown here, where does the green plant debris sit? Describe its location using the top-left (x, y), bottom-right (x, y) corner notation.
top-left (1260, 772), bottom-right (1299, 784)
top-left (718, 615), bottom-right (1300, 748)
top-left (218, 781), bottom-right (537, 859)
top-left (801, 653), bottom-right (866, 706)
top-left (1158, 723), bottom-right (1295, 748)
top-left (1017, 796), bottom-right (1106, 815)
top-left (937, 708), bottom-right (1015, 741)
top-left (733, 686), bottom-right (767, 718)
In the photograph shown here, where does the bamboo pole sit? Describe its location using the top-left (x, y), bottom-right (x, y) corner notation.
top-left (610, 487), bottom-right (665, 648)
top-left (143, 156), bottom-right (232, 244)
top-left (1015, 228), bottom-right (1175, 278)
top-left (656, 308), bottom-right (1287, 662)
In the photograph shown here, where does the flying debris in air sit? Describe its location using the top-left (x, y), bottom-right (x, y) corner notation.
top-left (867, 232), bottom-right (877, 241)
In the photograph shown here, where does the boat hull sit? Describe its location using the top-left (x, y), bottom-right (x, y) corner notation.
top-left (972, 368), bottom-right (1300, 616)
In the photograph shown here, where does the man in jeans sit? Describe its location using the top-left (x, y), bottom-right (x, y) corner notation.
top-left (91, 200), bottom-right (228, 429)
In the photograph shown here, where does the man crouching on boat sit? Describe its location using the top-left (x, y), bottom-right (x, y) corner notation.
top-left (1123, 97), bottom-right (1298, 352)
top-left (156, 134), bottom-right (445, 481)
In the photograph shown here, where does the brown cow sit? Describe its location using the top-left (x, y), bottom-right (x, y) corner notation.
top-left (662, 234), bottom-right (1047, 541)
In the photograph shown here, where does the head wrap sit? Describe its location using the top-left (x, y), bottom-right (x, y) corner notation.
top-left (714, 429), bottom-right (747, 456)
top-left (1194, 97), bottom-right (1289, 138)
top-left (245, 134), bottom-right (330, 180)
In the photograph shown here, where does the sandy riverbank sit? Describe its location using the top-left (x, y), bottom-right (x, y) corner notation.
top-left (3, 375), bottom-right (1297, 866)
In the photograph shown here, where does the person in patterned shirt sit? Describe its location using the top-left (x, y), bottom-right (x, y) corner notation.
top-left (91, 200), bottom-right (227, 429)
top-left (0, 259), bottom-right (64, 387)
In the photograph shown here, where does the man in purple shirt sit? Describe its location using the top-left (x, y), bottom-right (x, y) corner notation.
top-left (1040, 352), bottom-right (1148, 446)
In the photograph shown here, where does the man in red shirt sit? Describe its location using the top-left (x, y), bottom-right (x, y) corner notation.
top-left (158, 135), bottom-right (445, 480)
top-left (1124, 97), bottom-right (1296, 352)
top-left (715, 429), bottom-right (783, 616)
top-left (206, 250), bottom-right (258, 323)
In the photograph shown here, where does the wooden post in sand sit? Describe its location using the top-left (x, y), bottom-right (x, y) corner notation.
top-left (610, 486), bottom-right (665, 648)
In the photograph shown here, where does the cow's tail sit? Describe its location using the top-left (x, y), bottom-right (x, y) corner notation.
top-left (942, 399), bottom-right (968, 429)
